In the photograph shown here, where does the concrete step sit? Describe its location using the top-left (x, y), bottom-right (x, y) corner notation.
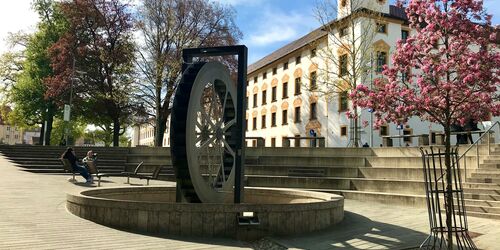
top-left (464, 198), bottom-right (500, 207)
top-left (467, 177), bottom-right (500, 184)
top-left (463, 211), bottom-right (500, 220)
top-left (246, 175), bottom-right (425, 194)
top-left (463, 182), bottom-right (500, 189)
top-left (474, 168), bottom-right (500, 174)
top-left (471, 173), bottom-right (500, 179)
top-left (482, 159), bottom-right (500, 164)
top-left (23, 168), bottom-right (125, 174)
top-left (244, 165), bottom-right (428, 180)
top-left (254, 156), bottom-right (365, 167)
top-left (463, 187), bottom-right (500, 196)
top-left (479, 163), bottom-right (500, 169)
top-left (463, 193), bottom-right (500, 201)
top-left (365, 157), bottom-right (423, 168)
top-left (465, 205), bottom-right (500, 214)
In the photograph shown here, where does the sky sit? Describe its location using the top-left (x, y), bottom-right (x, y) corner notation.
top-left (0, 0), bottom-right (499, 64)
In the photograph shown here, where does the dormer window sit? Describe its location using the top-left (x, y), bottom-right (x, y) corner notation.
top-left (341, 0), bottom-right (347, 7)
top-left (340, 26), bottom-right (348, 37)
top-left (376, 23), bottom-right (387, 34)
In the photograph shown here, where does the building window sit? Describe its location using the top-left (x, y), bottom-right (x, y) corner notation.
top-left (246, 80), bottom-right (249, 86)
top-left (339, 54), bottom-right (348, 77)
top-left (253, 93), bottom-right (258, 107)
top-left (246, 96), bottom-right (249, 110)
top-left (14, 135), bottom-right (18, 139)
top-left (282, 110), bottom-right (288, 125)
top-left (282, 82), bottom-right (288, 98)
top-left (340, 0), bottom-right (347, 7)
top-left (310, 102), bottom-right (317, 120)
top-left (273, 67), bottom-right (277, 75)
top-left (403, 128), bottom-right (413, 143)
top-left (253, 117), bottom-right (257, 130)
top-left (263, 72), bottom-right (267, 79)
top-left (271, 86), bottom-right (277, 102)
top-left (376, 23), bottom-right (387, 33)
top-left (376, 51), bottom-right (387, 73)
top-left (254, 76), bottom-right (258, 83)
top-left (340, 26), bottom-right (348, 37)
top-left (261, 114), bottom-right (266, 129)
top-left (311, 48), bottom-right (317, 57)
top-left (246, 119), bottom-right (248, 131)
top-left (294, 134), bottom-right (301, 147)
top-left (6, 135), bottom-right (9, 139)
top-left (339, 91), bottom-right (349, 112)
top-left (310, 71), bottom-right (317, 90)
top-left (294, 78), bottom-right (301, 95)
top-left (340, 125), bottom-right (347, 136)
top-left (271, 112), bottom-right (277, 127)
top-left (294, 107), bottom-right (301, 123)
top-left (380, 125), bottom-right (389, 136)
top-left (252, 140), bottom-right (257, 147)
top-left (262, 90), bottom-right (267, 105)
top-left (401, 30), bottom-right (409, 42)
top-left (296, 56), bottom-right (301, 64)
top-left (284, 62), bottom-right (288, 70)
top-left (271, 137), bottom-right (276, 147)
top-left (6, 126), bottom-right (10, 131)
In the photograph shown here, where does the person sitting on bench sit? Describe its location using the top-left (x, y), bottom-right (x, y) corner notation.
top-left (61, 147), bottom-right (93, 183)
top-left (82, 150), bottom-right (97, 167)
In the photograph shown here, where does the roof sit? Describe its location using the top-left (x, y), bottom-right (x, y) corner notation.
top-left (248, 5), bottom-right (409, 75)
top-left (247, 27), bottom-right (327, 75)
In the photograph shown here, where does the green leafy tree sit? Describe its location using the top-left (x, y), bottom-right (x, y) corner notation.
top-left (50, 118), bottom-right (85, 146)
top-left (4, 0), bottom-right (68, 145)
top-left (45, 0), bottom-right (137, 147)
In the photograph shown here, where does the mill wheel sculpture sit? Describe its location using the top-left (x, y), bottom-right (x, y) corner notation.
top-left (170, 61), bottom-right (240, 203)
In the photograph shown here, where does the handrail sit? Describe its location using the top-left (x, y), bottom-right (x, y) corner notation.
top-left (457, 121), bottom-right (499, 179)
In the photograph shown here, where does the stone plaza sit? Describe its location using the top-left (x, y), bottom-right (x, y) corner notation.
top-left (1, 145), bottom-right (500, 249)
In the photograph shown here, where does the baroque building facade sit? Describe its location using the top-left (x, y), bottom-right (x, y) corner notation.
top-left (133, 0), bottom-right (498, 147)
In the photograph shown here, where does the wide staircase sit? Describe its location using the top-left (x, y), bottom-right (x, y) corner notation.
top-left (1, 144), bottom-right (499, 219)
top-left (0, 145), bottom-right (175, 180)
top-left (0, 145), bottom-right (129, 174)
top-left (463, 144), bottom-right (500, 219)
top-left (244, 145), bottom-right (500, 220)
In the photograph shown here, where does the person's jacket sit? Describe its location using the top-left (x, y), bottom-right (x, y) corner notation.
top-left (63, 151), bottom-right (79, 167)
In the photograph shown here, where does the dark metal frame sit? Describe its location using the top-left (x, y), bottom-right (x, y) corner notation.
top-left (181, 45), bottom-right (247, 203)
top-left (419, 147), bottom-right (477, 249)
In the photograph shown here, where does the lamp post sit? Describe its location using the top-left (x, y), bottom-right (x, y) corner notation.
top-left (64, 58), bottom-right (76, 146)
top-left (366, 56), bottom-right (374, 147)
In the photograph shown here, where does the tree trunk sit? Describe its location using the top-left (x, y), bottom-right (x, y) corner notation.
top-left (154, 110), bottom-right (170, 147)
top-left (444, 125), bottom-right (453, 249)
top-left (154, 115), bottom-right (166, 147)
top-left (44, 104), bottom-right (55, 145)
top-left (113, 117), bottom-right (120, 147)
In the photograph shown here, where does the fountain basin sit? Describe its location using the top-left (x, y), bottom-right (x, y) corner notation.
top-left (67, 186), bottom-right (344, 240)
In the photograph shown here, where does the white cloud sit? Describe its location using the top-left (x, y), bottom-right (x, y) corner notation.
top-left (244, 9), bottom-right (317, 48)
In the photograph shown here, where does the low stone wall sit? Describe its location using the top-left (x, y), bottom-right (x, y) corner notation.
top-left (66, 186), bottom-right (344, 240)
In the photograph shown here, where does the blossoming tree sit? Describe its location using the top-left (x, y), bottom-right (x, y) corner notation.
top-left (351, 0), bottom-right (499, 247)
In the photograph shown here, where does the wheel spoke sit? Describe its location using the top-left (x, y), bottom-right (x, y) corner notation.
top-left (222, 118), bottom-right (236, 132)
top-left (200, 106), bottom-right (216, 129)
top-left (222, 138), bottom-right (236, 157)
top-left (198, 135), bottom-right (216, 151)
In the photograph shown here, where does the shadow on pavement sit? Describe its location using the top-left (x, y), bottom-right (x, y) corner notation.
top-left (274, 211), bottom-right (428, 249)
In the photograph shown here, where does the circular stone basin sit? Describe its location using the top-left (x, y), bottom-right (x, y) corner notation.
top-left (66, 186), bottom-right (344, 240)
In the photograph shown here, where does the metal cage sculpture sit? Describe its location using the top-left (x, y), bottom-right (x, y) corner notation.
top-left (419, 147), bottom-right (477, 250)
top-left (170, 46), bottom-right (247, 204)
